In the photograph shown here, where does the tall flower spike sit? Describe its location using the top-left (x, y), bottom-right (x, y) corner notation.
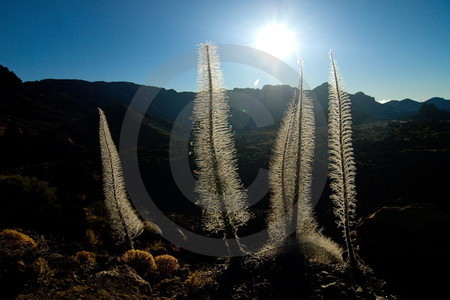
top-left (99, 108), bottom-right (144, 248)
top-left (192, 43), bottom-right (251, 241)
top-left (267, 59), bottom-right (318, 246)
top-left (328, 51), bottom-right (359, 269)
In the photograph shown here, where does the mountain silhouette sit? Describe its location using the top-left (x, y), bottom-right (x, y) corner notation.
top-left (416, 102), bottom-right (450, 120)
top-left (426, 97), bottom-right (450, 111)
top-left (2, 64), bottom-right (450, 130)
top-left (383, 99), bottom-right (422, 118)
top-left (0, 65), bottom-right (22, 89)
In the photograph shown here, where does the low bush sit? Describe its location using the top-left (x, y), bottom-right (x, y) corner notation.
top-left (31, 257), bottom-right (54, 283)
top-left (155, 254), bottom-right (179, 277)
top-left (73, 250), bottom-right (96, 267)
top-left (0, 229), bottom-right (37, 257)
top-left (120, 250), bottom-right (157, 276)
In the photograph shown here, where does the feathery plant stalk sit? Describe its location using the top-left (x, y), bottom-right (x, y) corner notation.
top-left (267, 100), bottom-right (296, 243)
top-left (328, 52), bottom-right (359, 270)
top-left (291, 62), bottom-right (317, 236)
top-left (98, 108), bottom-right (144, 249)
top-left (268, 60), bottom-right (317, 245)
top-left (192, 43), bottom-right (251, 243)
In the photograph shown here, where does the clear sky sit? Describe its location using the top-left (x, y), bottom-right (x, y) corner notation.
top-left (1, 0), bottom-right (449, 102)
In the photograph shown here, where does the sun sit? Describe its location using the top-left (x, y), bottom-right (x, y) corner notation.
top-left (254, 23), bottom-right (296, 59)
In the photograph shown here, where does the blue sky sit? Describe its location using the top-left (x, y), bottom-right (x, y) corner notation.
top-left (1, 0), bottom-right (449, 102)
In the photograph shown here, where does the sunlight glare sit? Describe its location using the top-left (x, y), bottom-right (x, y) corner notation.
top-left (254, 23), bottom-right (296, 59)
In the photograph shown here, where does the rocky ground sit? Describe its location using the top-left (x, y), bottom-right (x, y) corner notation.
top-left (1, 226), bottom-right (400, 299)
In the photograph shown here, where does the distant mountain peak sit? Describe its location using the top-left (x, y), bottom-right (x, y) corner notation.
top-left (427, 97), bottom-right (446, 102)
top-left (316, 82), bottom-right (329, 88)
top-left (426, 97), bottom-right (450, 111)
top-left (0, 65), bottom-right (22, 88)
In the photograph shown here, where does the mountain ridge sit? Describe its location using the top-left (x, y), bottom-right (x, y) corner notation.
top-left (2, 65), bottom-right (450, 125)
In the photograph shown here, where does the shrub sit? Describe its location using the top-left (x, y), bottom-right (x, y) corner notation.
top-left (0, 229), bottom-right (37, 257)
top-left (142, 220), bottom-right (162, 237)
top-left (120, 250), bottom-right (157, 276)
top-left (31, 257), bottom-right (54, 283)
top-left (154, 254), bottom-right (179, 276)
top-left (185, 270), bottom-right (216, 294)
top-left (73, 250), bottom-right (96, 267)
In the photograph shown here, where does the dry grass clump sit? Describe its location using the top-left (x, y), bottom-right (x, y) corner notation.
top-left (142, 220), bottom-right (162, 236)
top-left (73, 250), bottom-right (96, 267)
top-left (0, 229), bottom-right (37, 256)
top-left (154, 254), bottom-right (179, 277)
top-left (30, 257), bottom-right (54, 283)
top-left (297, 232), bottom-right (344, 264)
top-left (120, 249), bottom-right (157, 276)
top-left (185, 269), bottom-right (216, 294)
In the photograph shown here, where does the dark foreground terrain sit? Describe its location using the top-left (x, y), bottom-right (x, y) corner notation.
top-left (1, 65), bottom-right (449, 299)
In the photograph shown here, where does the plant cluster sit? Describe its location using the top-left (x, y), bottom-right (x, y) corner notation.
top-left (190, 43), bottom-right (363, 272)
top-left (96, 43), bottom-right (367, 284)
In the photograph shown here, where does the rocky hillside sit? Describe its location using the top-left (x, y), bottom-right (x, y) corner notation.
top-left (1, 65), bottom-right (450, 299)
